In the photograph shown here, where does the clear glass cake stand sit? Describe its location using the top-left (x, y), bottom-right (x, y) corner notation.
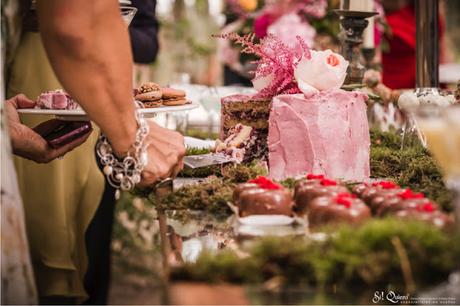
top-left (414, 104), bottom-right (460, 232)
top-left (120, 6), bottom-right (137, 26)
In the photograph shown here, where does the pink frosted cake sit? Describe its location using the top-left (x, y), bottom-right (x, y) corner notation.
top-left (268, 89), bottom-right (370, 181)
top-left (216, 34), bottom-right (370, 179)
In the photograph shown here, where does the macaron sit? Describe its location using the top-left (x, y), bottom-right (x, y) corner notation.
top-left (161, 87), bottom-right (187, 106)
top-left (135, 82), bottom-right (162, 102)
top-left (163, 98), bottom-right (187, 106)
top-left (143, 100), bottom-right (163, 108)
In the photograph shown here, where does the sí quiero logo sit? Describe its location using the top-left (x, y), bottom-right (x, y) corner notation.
top-left (372, 291), bottom-right (409, 304)
top-left (371, 290), bottom-right (457, 305)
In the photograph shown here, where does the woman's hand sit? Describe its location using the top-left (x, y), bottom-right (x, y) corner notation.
top-left (5, 94), bottom-right (92, 163)
top-left (138, 121), bottom-right (186, 187)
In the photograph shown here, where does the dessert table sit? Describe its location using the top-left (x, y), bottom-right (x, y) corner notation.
top-left (113, 202), bottom-right (459, 305)
top-left (112, 169), bottom-right (460, 305)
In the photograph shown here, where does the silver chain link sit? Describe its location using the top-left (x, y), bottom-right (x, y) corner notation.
top-left (96, 101), bottom-right (149, 198)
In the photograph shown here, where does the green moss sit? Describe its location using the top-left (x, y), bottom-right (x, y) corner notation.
top-left (145, 176), bottom-right (233, 220)
top-left (370, 130), bottom-right (453, 211)
top-left (139, 129), bottom-right (452, 218)
top-left (145, 162), bottom-right (268, 219)
top-left (178, 165), bottom-right (220, 178)
top-left (317, 219), bottom-right (459, 287)
top-left (185, 147), bottom-right (211, 156)
top-left (221, 161), bottom-right (268, 183)
top-left (370, 129), bottom-right (403, 151)
top-left (172, 250), bottom-right (260, 283)
top-left (279, 177), bottom-right (297, 189)
top-left (179, 159), bottom-right (268, 180)
top-left (185, 128), bottom-right (219, 140)
top-left (172, 219), bottom-right (460, 290)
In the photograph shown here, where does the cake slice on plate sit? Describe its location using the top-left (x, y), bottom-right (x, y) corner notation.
top-left (220, 95), bottom-right (271, 161)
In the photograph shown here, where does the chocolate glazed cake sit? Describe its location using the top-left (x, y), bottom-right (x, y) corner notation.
top-left (233, 177), bottom-right (294, 217)
top-left (294, 178), bottom-right (348, 215)
top-left (236, 188), bottom-right (294, 217)
top-left (220, 94), bottom-right (272, 161)
top-left (308, 194), bottom-right (371, 227)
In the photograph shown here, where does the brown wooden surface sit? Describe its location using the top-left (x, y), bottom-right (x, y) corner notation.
top-left (168, 282), bottom-right (249, 305)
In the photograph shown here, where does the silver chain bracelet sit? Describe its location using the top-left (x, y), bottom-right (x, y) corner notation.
top-left (96, 101), bottom-right (149, 199)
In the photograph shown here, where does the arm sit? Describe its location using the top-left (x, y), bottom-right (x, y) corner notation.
top-left (36, 0), bottom-right (136, 156)
top-left (36, 0), bottom-right (185, 184)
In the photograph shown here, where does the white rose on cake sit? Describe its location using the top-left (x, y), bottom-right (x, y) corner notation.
top-left (294, 49), bottom-right (349, 96)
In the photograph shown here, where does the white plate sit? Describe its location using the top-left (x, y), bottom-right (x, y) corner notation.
top-left (236, 223), bottom-right (304, 237)
top-left (18, 101), bottom-right (199, 121)
top-left (226, 202), bottom-right (296, 226)
top-left (238, 215), bottom-right (295, 226)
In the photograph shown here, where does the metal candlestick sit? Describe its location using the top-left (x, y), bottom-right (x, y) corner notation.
top-left (335, 10), bottom-right (378, 85)
top-left (402, 0), bottom-right (440, 149)
top-left (415, 0), bottom-right (439, 96)
top-left (362, 47), bottom-right (376, 70)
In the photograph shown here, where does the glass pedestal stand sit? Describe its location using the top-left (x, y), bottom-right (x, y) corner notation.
top-left (448, 181), bottom-right (460, 233)
top-left (414, 104), bottom-right (460, 232)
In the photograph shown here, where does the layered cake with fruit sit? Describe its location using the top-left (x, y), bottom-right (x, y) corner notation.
top-left (233, 176), bottom-right (294, 217)
top-left (220, 95), bottom-right (271, 161)
top-left (214, 124), bottom-right (259, 163)
top-left (308, 193), bottom-right (371, 227)
top-left (294, 176), bottom-right (348, 214)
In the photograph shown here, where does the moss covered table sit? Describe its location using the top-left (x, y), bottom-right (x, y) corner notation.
top-left (112, 131), bottom-right (460, 305)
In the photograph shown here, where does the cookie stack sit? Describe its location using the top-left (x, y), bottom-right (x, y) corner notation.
top-left (134, 82), bottom-right (187, 108)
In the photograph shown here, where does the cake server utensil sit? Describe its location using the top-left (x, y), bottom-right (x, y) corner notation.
top-left (184, 153), bottom-right (237, 169)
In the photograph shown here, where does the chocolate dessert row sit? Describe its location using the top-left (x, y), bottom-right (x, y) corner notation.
top-left (293, 174), bottom-right (371, 226)
top-left (352, 181), bottom-right (453, 230)
top-left (232, 175), bottom-right (453, 230)
top-left (233, 175), bottom-right (371, 227)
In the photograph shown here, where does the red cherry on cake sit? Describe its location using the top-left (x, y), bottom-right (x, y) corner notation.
top-left (248, 176), bottom-right (282, 190)
top-left (306, 174), bottom-right (325, 180)
top-left (371, 181), bottom-right (399, 189)
top-left (320, 179), bottom-right (337, 186)
top-left (397, 189), bottom-right (424, 200)
top-left (417, 202), bottom-right (436, 213)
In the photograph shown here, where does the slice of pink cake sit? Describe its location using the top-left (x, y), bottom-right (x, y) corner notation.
top-left (268, 89), bottom-right (370, 181)
top-left (36, 90), bottom-right (79, 110)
